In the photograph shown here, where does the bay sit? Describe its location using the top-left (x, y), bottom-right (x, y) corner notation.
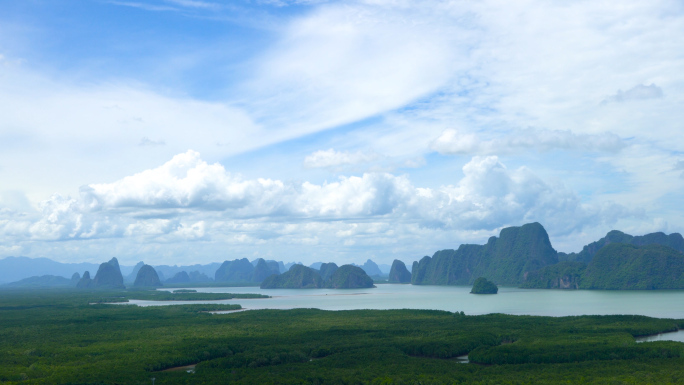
top-left (126, 284), bottom-right (684, 319)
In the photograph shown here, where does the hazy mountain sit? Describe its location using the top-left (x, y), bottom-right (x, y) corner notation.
top-left (215, 258), bottom-right (255, 282)
top-left (360, 259), bottom-right (383, 277)
top-left (252, 259), bottom-right (281, 282)
top-left (309, 262), bottom-right (323, 270)
top-left (125, 261), bottom-right (145, 283)
top-left (4, 275), bottom-right (74, 288)
top-left (0, 256), bottom-right (99, 284)
top-left (76, 271), bottom-right (93, 289)
top-left (388, 260), bottom-right (411, 283)
top-left (412, 222), bottom-right (558, 286)
top-left (92, 258), bottom-right (125, 289)
top-left (166, 271), bottom-right (190, 284)
top-left (133, 265), bottom-right (162, 287)
top-left (560, 230), bottom-right (684, 264)
top-left (153, 263), bottom-right (220, 281)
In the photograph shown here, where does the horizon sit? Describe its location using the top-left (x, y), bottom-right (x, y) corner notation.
top-left (1, 1), bottom-right (683, 266)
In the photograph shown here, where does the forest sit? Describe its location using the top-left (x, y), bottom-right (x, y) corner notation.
top-left (2, 288), bottom-right (684, 384)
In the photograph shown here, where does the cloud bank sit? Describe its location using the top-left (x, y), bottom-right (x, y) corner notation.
top-left (0, 151), bottom-right (637, 263)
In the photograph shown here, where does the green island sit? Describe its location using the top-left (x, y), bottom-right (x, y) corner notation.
top-left (470, 277), bottom-right (498, 294)
top-left (2, 289), bottom-right (684, 384)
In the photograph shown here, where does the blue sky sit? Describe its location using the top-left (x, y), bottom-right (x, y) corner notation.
top-left (1, 0), bottom-right (683, 266)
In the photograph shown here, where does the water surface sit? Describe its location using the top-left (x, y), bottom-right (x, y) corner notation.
top-left (125, 284), bottom-right (684, 319)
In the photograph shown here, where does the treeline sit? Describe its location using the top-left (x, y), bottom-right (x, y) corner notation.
top-left (1, 290), bottom-right (684, 384)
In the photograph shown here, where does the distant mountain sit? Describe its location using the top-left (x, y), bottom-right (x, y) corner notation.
top-left (215, 258), bottom-right (255, 282)
top-left (560, 230), bottom-right (684, 264)
top-left (252, 259), bottom-right (280, 282)
top-left (309, 262), bottom-right (323, 270)
top-left (388, 260), bottom-right (411, 283)
top-left (125, 261), bottom-right (145, 283)
top-left (581, 244), bottom-right (684, 290)
top-left (133, 265), bottom-right (162, 287)
top-left (4, 275), bottom-right (74, 288)
top-left (166, 271), bottom-right (191, 284)
top-left (153, 263), bottom-right (220, 282)
top-left (319, 263), bottom-right (338, 281)
top-left (360, 259), bottom-right (383, 277)
top-left (378, 263), bottom-right (392, 275)
top-left (164, 270), bottom-right (213, 284)
top-left (76, 271), bottom-right (93, 288)
top-left (0, 256), bottom-right (99, 284)
top-left (261, 265), bottom-right (323, 289)
top-left (92, 258), bottom-right (125, 289)
top-left (326, 265), bottom-right (374, 289)
top-left (412, 222), bottom-right (558, 286)
top-left (284, 262), bottom-right (302, 271)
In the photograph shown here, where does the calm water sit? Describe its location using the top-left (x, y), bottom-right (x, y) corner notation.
top-left (125, 284), bottom-right (684, 319)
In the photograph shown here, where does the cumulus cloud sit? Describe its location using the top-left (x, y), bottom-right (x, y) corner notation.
top-left (602, 84), bottom-right (664, 104)
top-left (303, 149), bottom-right (380, 168)
top-left (8, 151), bottom-right (635, 247)
top-left (431, 128), bottom-right (625, 156)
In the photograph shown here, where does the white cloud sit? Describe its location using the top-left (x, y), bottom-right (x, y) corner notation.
top-left (2, 152), bottom-right (635, 252)
top-left (430, 128), bottom-right (626, 156)
top-left (602, 84), bottom-right (664, 104)
top-left (303, 149), bottom-right (380, 168)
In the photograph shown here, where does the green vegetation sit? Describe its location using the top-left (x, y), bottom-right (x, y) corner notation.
top-left (523, 244), bottom-right (684, 290)
top-left (388, 259), bottom-right (411, 283)
top-left (581, 244), bottom-right (684, 289)
top-left (326, 264), bottom-right (374, 289)
top-left (560, 230), bottom-right (684, 264)
top-left (261, 264), bottom-right (323, 288)
top-left (520, 261), bottom-right (586, 289)
top-left (261, 264), bottom-right (375, 289)
top-left (1, 289), bottom-right (684, 384)
top-left (470, 277), bottom-right (498, 294)
top-left (319, 262), bottom-right (338, 281)
top-left (412, 222), bottom-right (558, 286)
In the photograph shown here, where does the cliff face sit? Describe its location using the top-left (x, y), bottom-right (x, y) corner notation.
top-left (319, 263), bottom-right (338, 281)
top-left (388, 260), bottom-right (411, 283)
top-left (133, 265), bottom-right (162, 287)
top-left (412, 223), bottom-right (558, 286)
top-left (92, 258), bottom-right (125, 289)
top-left (326, 265), bottom-right (374, 289)
top-left (580, 244), bottom-right (684, 290)
top-left (260, 265), bottom-right (322, 289)
top-left (520, 261), bottom-right (586, 289)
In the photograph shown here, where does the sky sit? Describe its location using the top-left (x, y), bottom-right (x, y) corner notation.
top-left (0, 0), bottom-right (683, 267)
